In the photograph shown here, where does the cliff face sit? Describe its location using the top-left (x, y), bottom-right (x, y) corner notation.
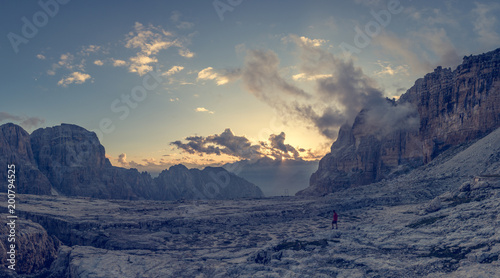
top-left (0, 123), bottom-right (263, 200)
top-left (0, 123), bottom-right (52, 195)
top-left (299, 48), bottom-right (500, 196)
top-left (29, 124), bottom-right (155, 199)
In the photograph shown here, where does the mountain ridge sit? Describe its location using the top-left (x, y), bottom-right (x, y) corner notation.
top-left (0, 123), bottom-right (264, 200)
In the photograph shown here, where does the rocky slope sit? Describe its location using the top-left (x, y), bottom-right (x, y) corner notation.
top-left (0, 123), bottom-right (263, 200)
top-left (299, 48), bottom-right (500, 196)
top-left (0, 218), bottom-right (60, 276)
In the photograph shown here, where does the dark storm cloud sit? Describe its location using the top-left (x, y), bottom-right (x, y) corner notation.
top-left (235, 35), bottom-right (419, 140)
top-left (171, 128), bottom-right (261, 160)
top-left (171, 129), bottom-right (310, 161)
top-left (267, 132), bottom-right (300, 159)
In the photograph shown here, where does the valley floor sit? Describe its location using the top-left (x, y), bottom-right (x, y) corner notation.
top-left (2, 180), bottom-right (499, 277)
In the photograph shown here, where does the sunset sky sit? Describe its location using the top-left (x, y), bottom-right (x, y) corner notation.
top-left (1, 0), bottom-right (499, 173)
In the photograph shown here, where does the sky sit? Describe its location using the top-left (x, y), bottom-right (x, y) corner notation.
top-left (1, 0), bottom-right (499, 174)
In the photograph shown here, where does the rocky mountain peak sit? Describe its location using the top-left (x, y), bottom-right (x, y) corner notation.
top-left (30, 123), bottom-right (111, 169)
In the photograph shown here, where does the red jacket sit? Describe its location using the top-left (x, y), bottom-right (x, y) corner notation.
top-left (333, 212), bottom-right (338, 221)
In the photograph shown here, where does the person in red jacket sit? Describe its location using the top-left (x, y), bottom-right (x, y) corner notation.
top-left (332, 210), bottom-right (338, 229)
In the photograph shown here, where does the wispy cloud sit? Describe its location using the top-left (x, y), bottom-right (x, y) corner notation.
top-left (116, 152), bottom-right (172, 170)
top-left (36, 54), bottom-right (46, 60)
top-left (374, 61), bottom-right (409, 76)
top-left (111, 59), bottom-right (127, 67)
top-left (163, 65), bottom-right (184, 76)
top-left (241, 49), bottom-right (310, 100)
top-left (292, 73), bottom-right (333, 81)
top-left (472, 2), bottom-right (500, 48)
top-left (57, 72), bottom-right (92, 87)
top-left (0, 112), bottom-right (45, 129)
top-left (197, 67), bottom-right (232, 85)
top-left (198, 34), bottom-right (407, 139)
top-left (373, 28), bottom-right (460, 74)
top-left (94, 60), bottom-right (104, 66)
top-left (178, 48), bottom-right (195, 58)
top-left (123, 22), bottom-right (194, 76)
top-left (195, 107), bottom-right (215, 114)
top-left (170, 11), bottom-right (195, 30)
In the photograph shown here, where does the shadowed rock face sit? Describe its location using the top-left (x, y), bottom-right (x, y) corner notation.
top-left (29, 124), bottom-right (156, 200)
top-left (299, 48), bottom-right (500, 196)
top-left (0, 123), bottom-right (52, 195)
top-left (154, 165), bottom-right (264, 200)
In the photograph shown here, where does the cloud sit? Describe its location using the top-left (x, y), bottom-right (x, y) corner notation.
top-left (415, 28), bottom-right (461, 69)
top-left (47, 52), bottom-right (88, 79)
top-left (0, 112), bottom-right (45, 129)
top-left (94, 60), bottom-right (104, 66)
top-left (163, 65), bottom-right (184, 76)
top-left (197, 67), bottom-right (231, 85)
top-left (374, 61), bottom-right (409, 76)
top-left (195, 107), bottom-right (214, 114)
top-left (124, 22), bottom-right (193, 76)
top-left (404, 7), bottom-right (459, 27)
top-left (472, 2), bottom-right (500, 48)
top-left (128, 55), bottom-right (158, 76)
top-left (374, 29), bottom-right (460, 74)
top-left (125, 22), bottom-right (174, 55)
top-left (265, 132), bottom-right (300, 160)
top-left (79, 45), bottom-right (102, 56)
top-left (292, 73), bottom-right (333, 81)
top-left (361, 100), bottom-right (420, 138)
top-left (178, 48), bottom-right (195, 58)
top-left (115, 153), bottom-right (173, 171)
top-left (117, 153), bottom-right (128, 166)
top-left (57, 72), bottom-right (91, 87)
top-left (171, 129), bottom-right (316, 162)
top-left (199, 34), bottom-right (419, 140)
top-left (298, 36), bottom-right (328, 47)
top-left (36, 54), bottom-right (46, 60)
top-left (112, 59), bottom-right (127, 67)
top-left (170, 11), bottom-right (195, 30)
top-left (373, 32), bottom-right (433, 74)
top-left (241, 49), bottom-right (310, 100)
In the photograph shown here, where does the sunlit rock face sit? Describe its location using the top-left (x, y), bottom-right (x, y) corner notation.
top-left (300, 48), bottom-right (500, 196)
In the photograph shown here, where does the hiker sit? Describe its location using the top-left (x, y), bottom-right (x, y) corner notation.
top-left (332, 210), bottom-right (338, 229)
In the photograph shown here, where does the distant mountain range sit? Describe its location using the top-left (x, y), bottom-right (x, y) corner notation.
top-left (298, 48), bottom-right (500, 196)
top-left (223, 157), bottom-right (319, 196)
top-left (0, 123), bottom-right (263, 200)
